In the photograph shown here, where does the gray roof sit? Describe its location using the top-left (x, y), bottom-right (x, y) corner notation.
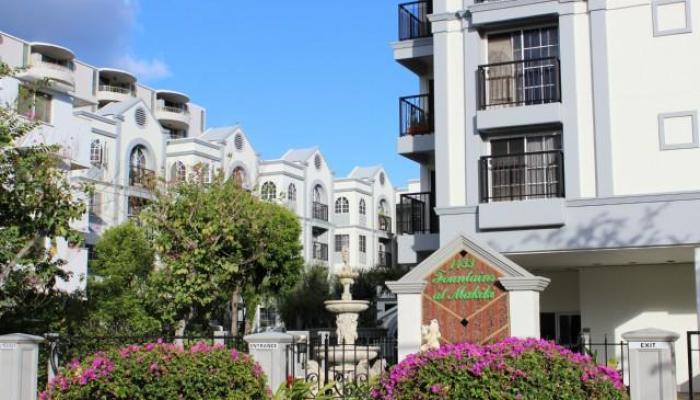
top-left (281, 147), bottom-right (318, 162)
top-left (200, 126), bottom-right (240, 142)
top-left (96, 97), bottom-right (141, 117)
top-left (349, 166), bottom-right (382, 180)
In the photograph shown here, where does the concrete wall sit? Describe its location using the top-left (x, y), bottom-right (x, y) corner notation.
top-left (579, 263), bottom-right (697, 389)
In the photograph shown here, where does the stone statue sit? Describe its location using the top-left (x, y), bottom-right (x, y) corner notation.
top-left (420, 319), bottom-right (442, 352)
top-left (336, 313), bottom-right (359, 345)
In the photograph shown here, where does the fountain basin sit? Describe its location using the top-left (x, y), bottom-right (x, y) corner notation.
top-left (324, 300), bottom-right (369, 314)
top-left (315, 344), bottom-right (380, 364)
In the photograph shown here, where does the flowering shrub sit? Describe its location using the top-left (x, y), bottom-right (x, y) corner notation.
top-left (41, 341), bottom-right (270, 400)
top-left (371, 338), bottom-right (627, 400)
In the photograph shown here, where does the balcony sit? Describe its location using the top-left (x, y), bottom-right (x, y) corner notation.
top-left (398, 1), bottom-right (432, 41)
top-left (476, 57), bottom-right (562, 131)
top-left (129, 166), bottom-right (155, 188)
top-left (97, 68), bottom-right (136, 106)
top-left (312, 242), bottom-right (328, 262)
top-left (378, 215), bottom-right (392, 234)
top-left (478, 57), bottom-right (560, 110)
top-left (400, 94), bottom-right (433, 136)
top-left (479, 150), bottom-right (564, 203)
top-left (97, 84), bottom-right (135, 103)
top-left (397, 192), bottom-right (439, 235)
top-left (377, 251), bottom-right (392, 267)
top-left (156, 90), bottom-right (191, 130)
top-left (23, 44), bottom-right (76, 90)
top-left (312, 202), bottom-right (329, 221)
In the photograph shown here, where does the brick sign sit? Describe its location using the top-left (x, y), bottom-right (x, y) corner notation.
top-left (422, 250), bottom-right (510, 345)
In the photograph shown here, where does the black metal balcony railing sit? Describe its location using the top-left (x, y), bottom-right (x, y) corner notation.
top-left (378, 215), bottom-right (392, 234)
top-left (479, 150), bottom-right (565, 203)
top-left (400, 94), bottom-right (434, 137)
top-left (313, 242), bottom-right (328, 261)
top-left (397, 192), bottom-right (439, 235)
top-left (377, 251), bottom-right (392, 267)
top-left (312, 202), bottom-right (328, 221)
top-left (478, 57), bottom-right (561, 110)
top-left (129, 166), bottom-right (155, 187)
top-left (398, 1), bottom-right (432, 41)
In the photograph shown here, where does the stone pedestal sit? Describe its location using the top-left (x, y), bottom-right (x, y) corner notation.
top-left (244, 331), bottom-right (295, 393)
top-left (622, 328), bottom-right (680, 400)
top-left (0, 333), bottom-right (44, 400)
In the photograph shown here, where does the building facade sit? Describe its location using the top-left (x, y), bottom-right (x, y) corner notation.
top-left (0, 32), bottom-right (397, 295)
top-left (392, 0), bottom-right (699, 390)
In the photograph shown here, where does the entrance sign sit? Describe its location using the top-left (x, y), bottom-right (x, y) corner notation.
top-left (387, 234), bottom-right (550, 361)
top-left (249, 343), bottom-right (279, 350)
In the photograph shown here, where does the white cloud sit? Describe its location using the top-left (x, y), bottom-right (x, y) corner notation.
top-left (0, 0), bottom-right (171, 82)
top-left (116, 55), bottom-right (171, 81)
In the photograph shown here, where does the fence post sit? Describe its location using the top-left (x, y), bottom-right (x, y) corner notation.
top-left (244, 331), bottom-right (295, 394)
top-left (622, 328), bottom-right (680, 400)
top-left (0, 333), bottom-right (45, 400)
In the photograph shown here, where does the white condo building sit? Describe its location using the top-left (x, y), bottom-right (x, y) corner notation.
top-left (392, 0), bottom-right (700, 390)
top-left (0, 32), bottom-right (397, 296)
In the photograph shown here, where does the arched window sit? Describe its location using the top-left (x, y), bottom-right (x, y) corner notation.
top-left (129, 145), bottom-right (149, 186)
top-left (378, 199), bottom-right (389, 215)
top-left (313, 184), bottom-right (325, 204)
top-left (172, 161), bottom-right (186, 183)
top-left (335, 197), bottom-right (349, 214)
top-left (90, 139), bottom-right (104, 166)
top-left (261, 181), bottom-right (277, 201)
top-left (359, 199), bottom-right (366, 215)
top-left (231, 166), bottom-right (246, 187)
top-left (288, 183), bottom-right (297, 201)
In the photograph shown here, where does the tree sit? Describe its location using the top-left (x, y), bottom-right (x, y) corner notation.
top-left (142, 174), bottom-right (303, 336)
top-left (80, 222), bottom-right (161, 336)
top-left (0, 63), bottom-right (86, 323)
top-left (277, 264), bottom-right (335, 330)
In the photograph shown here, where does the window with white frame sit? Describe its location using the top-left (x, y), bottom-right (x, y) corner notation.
top-left (90, 139), bottom-right (104, 167)
top-left (288, 183), bottom-right (297, 201)
top-left (261, 181), bottom-right (277, 201)
top-left (359, 199), bottom-right (366, 215)
top-left (335, 197), bottom-right (349, 214)
top-left (335, 234), bottom-right (349, 253)
top-left (359, 235), bottom-right (367, 253)
top-left (173, 161), bottom-right (187, 183)
top-left (17, 85), bottom-right (51, 123)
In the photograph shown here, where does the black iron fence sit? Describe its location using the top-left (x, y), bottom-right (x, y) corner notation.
top-left (312, 201), bottom-right (329, 221)
top-left (398, 1), bottom-right (432, 41)
top-left (478, 57), bottom-right (561, 110)
top-left (479, 150), bottom-right (565, 203)
top-left (400, 94), bottom-right (434, 137)
top-left (285, 333), bottom-right (398, 398)
top-left (396, 191), bottom-right (439, 234)
top-left (688, 331), bottom-right (700, 399)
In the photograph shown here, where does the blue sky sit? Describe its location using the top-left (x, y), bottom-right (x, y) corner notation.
top-left (0, 0), bottom-right (418, 187)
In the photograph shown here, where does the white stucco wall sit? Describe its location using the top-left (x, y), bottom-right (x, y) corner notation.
top-left (579, 263), bottom-right (697, 389)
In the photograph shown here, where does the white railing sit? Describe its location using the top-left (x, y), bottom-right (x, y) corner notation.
top-left (158, 105), bottom-right (190, 115)
top-left (98, 85), bottom-right (133, 95)
top-left (31, 60), bottom-right (74, 72)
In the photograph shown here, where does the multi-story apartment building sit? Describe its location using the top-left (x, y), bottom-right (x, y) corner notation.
top-left (0, 32), bottom-right (397, 295)
top-left (392, 0), bottom-right (699, 389)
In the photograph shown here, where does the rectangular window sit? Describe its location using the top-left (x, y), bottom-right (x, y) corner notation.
top-left (89, 191), bottom-right (101, 222)
top-left (17, 85), bottom-right (51, 123)
top-left (359, 235), bottom-right (367, 253)
top-left (335, 234), bottom-right (349, 252)
top-left (487, 133), bottom-right (563, 201)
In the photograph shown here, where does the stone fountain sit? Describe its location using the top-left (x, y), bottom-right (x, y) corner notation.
top-left (320, 247), bottom-right (381, 376)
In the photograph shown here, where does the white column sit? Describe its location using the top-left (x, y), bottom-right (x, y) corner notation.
top-left (500, 277), bottom-right (550, 338)
top-left (387, 282), bottom-right (427, 361)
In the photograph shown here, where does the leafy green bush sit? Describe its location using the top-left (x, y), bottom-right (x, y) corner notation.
top-left (41, 342), bottom-right (269, 400)
top-left (371, 338), bottom-right (628, 400)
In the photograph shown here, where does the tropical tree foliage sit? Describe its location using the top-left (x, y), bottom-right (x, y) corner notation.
top-left (0, 62), bottom-right (87, 325)
top-left (141, 174), bottom-right (304, 336)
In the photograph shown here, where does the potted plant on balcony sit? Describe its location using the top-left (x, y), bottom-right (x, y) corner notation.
top-left (407, 114), bottom-right (431, 136)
